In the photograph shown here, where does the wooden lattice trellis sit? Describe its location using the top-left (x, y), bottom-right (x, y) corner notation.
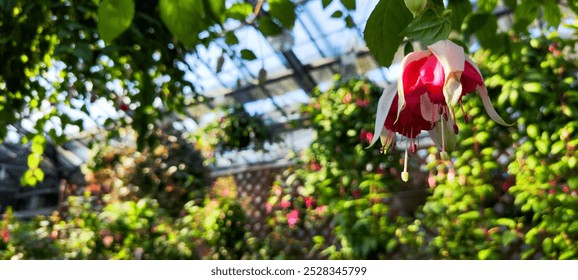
top-left (211, 161), bottom-right (336, 259)
top-left (212, 161), bottom-right (294, 239)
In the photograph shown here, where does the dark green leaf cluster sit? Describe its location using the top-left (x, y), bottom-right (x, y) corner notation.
top-left (198, 104), bottom-right (278, 152)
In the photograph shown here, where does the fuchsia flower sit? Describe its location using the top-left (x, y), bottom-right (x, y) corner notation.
top-left (370, 40), bottom-right (511, 182)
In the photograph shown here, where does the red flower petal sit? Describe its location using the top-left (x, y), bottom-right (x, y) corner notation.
top-left (461, 61), bottom-right (484, 95)
top-left (384, 94), bottom-right (432, 139)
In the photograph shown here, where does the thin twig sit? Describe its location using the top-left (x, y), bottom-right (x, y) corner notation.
top-left (254, 0), bottom-right (265, 18)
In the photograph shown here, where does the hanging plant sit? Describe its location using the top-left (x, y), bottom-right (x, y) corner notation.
top-left (200, 104), bottom-right (278, 153)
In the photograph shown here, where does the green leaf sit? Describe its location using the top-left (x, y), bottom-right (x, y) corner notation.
top-left (402, 10), bottom-right (451, 46)
top-left (477, 0), bottom-right (498, 13)
top-left (240, 49), bottom-right (257, 60)
top-left (501, 231), bottom-right (517, 246)
top-left (568, 221), bottom-right (578, 233)
top-left (340, 0), bottom-right (356, 10)
top-left (386, 238), bottom-right (397, 252)
top-left (536, 140), bottom-right (549, 155)
top-left (269, 0), bottom-right (296, 29)
top-left (526, 124), bottom-right (539, 139)
top-left (543, 237), bottom-right (554, 254)
top-left (322, 0), bottom-right (333, 8)
top-left (313, 235), bottom-right (325, 244)
top-left (33, 168), bottom-right (44, 182)
top-left (495, 218), bottom-right (516, 228)
top-left (568, 177), bottom-right (578, 189)
top-left (203, 0), bottom-right (225, 23)
top-left (21, 170), bottom-right (37, 187)
top-left (159, 0), bottom-right (206, 47)
top-left (478, 248), bottom-right (497, 260)
top-left (458, 210), bottom-right (480, 220)
top-left (570, 157), bottom-right (577, 169)
top-left (225, 2), bottom-right (253, 20)
top-left (503, 0), bottom-right (517, 9)
top-left (363, 0), bottom-right (413, 67)
top-left (448, 0), bottom-right (472, 32)
top-left (514, 0), bottom-right (540, 33)
top-left (430, 0), bottom-right (444, 8)
top-left (27, 153), bottom-right (42, 169)
top-left (258, 16), bottom-right (283, 36)
top-left (523, 82), bottom-right (542, 93)
top-left (225, 31), bottom-right (239, 45)
top-left (97, 0), bottom-right (135, 43)
top-left (344, 15), bottom-right (355, 28)
top-left (568, 0), bottom-right (578, 14)
top-left (542, 0), bottom-right (561, 27)
top-left (560, 251), bottom-right (576, 260)
top-left (551, 141), bottom-right (565, 155)
top-left (465, 13), bottom-right (500, 51)
top-left (31, 142), bottom-right (44, 154)
top-left (331, 10), bottom-right (344, 18)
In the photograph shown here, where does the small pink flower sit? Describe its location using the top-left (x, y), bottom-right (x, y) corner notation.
top-left (315, 205), bottom-right (328, 215)
top-left (1, 229), bottom-right (9, 243)
top-left (266, 202), bottom-right (274, 213)
top-left (355, 99), bottom-right (370, 107)
top-left (548, 43), bottom-right (561, 56)
top-left (343, 93), bottom-right (353, 104)
top-left (351, 189), bottom-right (361, 199)
top-left (428, 174), bottom-right (437, 188)
top-left (448, 168), bottom-right (456, 182)
top-left (563, 185), bottom-right (570, 193)
top-left (103, 235), bottom-right (113, 247)
top-left (360, 130), bottom-right (374, 144)
top-left (280, 200), bottom-right (291, 209)
top-left (286, 209), bottom-right (300, 227)
top-left (310, 160), bottom-right (321, 171)
top-left (305, 197), bottom-right (314, 209)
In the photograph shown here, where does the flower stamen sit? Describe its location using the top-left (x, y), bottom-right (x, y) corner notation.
top-left (459, 101), bottom-right (469, 123)
top-left (402, 145), bottom-right (409, 182)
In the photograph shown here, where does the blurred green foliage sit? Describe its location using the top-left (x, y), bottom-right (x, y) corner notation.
top-left (3, 0), bottom-right (578, 260)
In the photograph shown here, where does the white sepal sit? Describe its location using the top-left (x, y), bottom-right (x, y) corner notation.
top-left (429, 40), bottom-right (465, 107)
top-left (419, 93), bottom-right (440, 122)
top-left (368, 83), bottom-right (397, 148)
top-left (478, 85), bottom-right (513, 126)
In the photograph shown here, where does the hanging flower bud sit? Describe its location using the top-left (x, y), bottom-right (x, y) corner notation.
top-left (404, 0), bottom-right (427, 17)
